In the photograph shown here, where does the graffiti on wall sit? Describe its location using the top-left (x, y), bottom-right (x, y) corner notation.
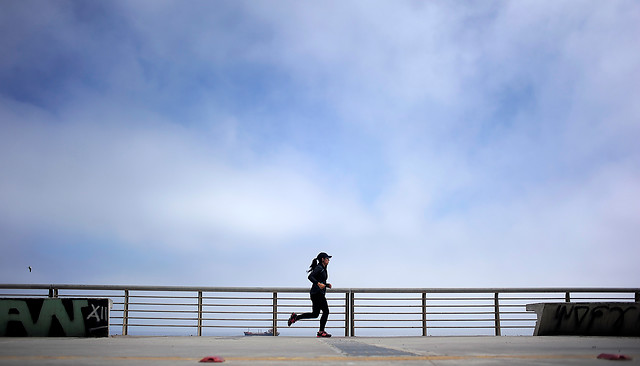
top-left (555, 303), bottom-right (638, 329)
top-left (531, 302), bottom-right (640, 336)
top-left (0, 298), bottom-right (110, 337)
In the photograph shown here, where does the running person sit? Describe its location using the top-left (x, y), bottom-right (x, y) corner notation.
top-left (288, 252), bottom-right (332, 337)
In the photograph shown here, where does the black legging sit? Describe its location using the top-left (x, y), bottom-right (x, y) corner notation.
top-left (296, 293), bottom-right (330, 331)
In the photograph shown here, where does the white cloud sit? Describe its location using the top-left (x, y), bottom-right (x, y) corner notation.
top-left (0, 96), bottom-right (375, 253)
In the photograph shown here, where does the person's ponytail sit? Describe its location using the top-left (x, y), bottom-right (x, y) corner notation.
top-left (307, 258), bottom-right (319, 273)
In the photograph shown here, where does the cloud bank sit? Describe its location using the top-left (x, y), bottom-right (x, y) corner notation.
top-left (1, 1), bottom-right (639, 288)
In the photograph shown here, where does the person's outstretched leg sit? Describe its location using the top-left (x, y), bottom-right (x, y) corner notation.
top-left (289, 294), bottom-right (321, 326)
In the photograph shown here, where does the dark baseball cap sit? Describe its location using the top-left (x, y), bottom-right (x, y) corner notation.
top-left (317, 252), bottom-right (332, 259)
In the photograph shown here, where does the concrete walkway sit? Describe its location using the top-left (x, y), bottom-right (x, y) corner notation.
top-left (0, 336), bottom-right (639, 365)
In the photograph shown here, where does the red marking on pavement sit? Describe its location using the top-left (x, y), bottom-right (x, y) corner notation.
top-left (200, 356), bottom-right (225, 362)
top-left (598, 353), bottom-right (632, 361)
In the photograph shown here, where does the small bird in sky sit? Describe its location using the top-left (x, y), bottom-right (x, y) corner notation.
top-left (28, 266), bottom-right (32, 272)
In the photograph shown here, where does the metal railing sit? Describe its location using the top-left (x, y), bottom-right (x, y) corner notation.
top-left (1, 284), bottom-right (638, 337)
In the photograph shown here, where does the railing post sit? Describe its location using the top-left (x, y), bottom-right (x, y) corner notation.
top-left (122, 289), bottom-right (129, 336)
top-left (272, 292), bottom-right (278, 336)
top-left (494, 292), bottom-right (501, 336)
top-left (350, 291), bottom-right (355, 337)
top-left (636, 292), bottom-right (640, 303)
top-left (421, 292), bottom-right (427, 336)
top-left (345, 292), bottom-right (350, 337)
top-left (565, 292), bottom-right (571, 302)
top-left (48, 286), bottom-right (58, 298)
top-left (197, 291), bottom-right (203, 336)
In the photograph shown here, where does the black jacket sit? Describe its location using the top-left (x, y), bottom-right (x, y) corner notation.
top-left (308, 264), bottom-right (328, 295)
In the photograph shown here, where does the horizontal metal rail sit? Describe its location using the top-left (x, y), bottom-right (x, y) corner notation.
top-left (1, 284), bottom-right (638, 337)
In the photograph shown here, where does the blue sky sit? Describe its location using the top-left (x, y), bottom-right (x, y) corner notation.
top-left (1, 0), bottom-right (639, 289)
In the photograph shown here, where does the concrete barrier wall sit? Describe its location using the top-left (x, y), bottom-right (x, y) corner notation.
top-left (0, 298), bottom-right (110, 337)
top-left (526, 302), bottom-right (640, 336)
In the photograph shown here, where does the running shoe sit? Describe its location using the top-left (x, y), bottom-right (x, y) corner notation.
top-left (288, 313), bottom-right (297, 327)
top-left (316, 331), bottom-right (331, 337)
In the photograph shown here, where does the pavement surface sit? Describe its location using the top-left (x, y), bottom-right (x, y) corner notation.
top-left (0, 336), bottom-right (639, 365)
